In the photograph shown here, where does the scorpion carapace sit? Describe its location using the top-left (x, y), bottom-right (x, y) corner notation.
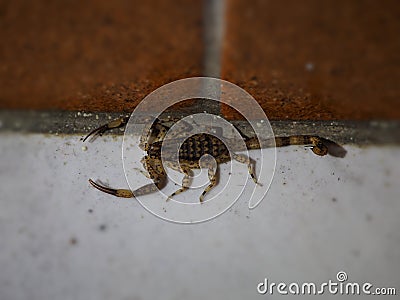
top-left (84, 116), bottom-right (345, 202)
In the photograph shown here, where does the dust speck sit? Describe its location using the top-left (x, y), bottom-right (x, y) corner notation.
top-left (305, 62), bottom-right (315, 71)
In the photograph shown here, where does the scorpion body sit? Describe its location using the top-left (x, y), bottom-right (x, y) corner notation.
top-left (85, 117), bottom-right (342, 202)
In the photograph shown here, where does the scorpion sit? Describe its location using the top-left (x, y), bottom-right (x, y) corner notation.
top-left (84, 116), bottom-right (345, 202)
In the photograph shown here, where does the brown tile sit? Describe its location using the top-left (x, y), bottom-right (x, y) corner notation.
top-left (0, 0), bottom-right (203, 112)
top-left (222, 0), bottom-right (400, 120)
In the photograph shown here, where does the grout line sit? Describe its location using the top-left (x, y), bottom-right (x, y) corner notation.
top-left (203, 0), bottom-right (225, 78)
top-left (0, 110), bottom-right (399, 144)
top-left (200, 0), bottom-right (225, 116)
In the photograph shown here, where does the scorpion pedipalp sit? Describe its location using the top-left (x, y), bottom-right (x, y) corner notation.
top-left (82, 117), bottom-right (128, 142)
top-left (88, 179), bottom-right (133, 198)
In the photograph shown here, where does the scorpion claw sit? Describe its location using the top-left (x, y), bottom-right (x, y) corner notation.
top-left (83, 117), bottom-right (128, 142)
top-left (89, 179), bottom-right (133, 198)
top-left (82, 125), bottom-right (108, 142)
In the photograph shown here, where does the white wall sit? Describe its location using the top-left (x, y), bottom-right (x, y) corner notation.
top-left (0, 133), bottom-right (399, 299)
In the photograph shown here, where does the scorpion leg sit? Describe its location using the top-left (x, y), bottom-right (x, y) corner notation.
top-left (199, 163), bottom-right (219, 203)
top-left (167, 167), bottom-right (193, 201)
top-left (83, 117), bottom-right (129, 142)
top-left (232, 153), bottom-right (260, 185)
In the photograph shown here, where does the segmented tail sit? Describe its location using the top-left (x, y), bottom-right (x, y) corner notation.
top-left (245, 135), bottom-right (329, 156)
